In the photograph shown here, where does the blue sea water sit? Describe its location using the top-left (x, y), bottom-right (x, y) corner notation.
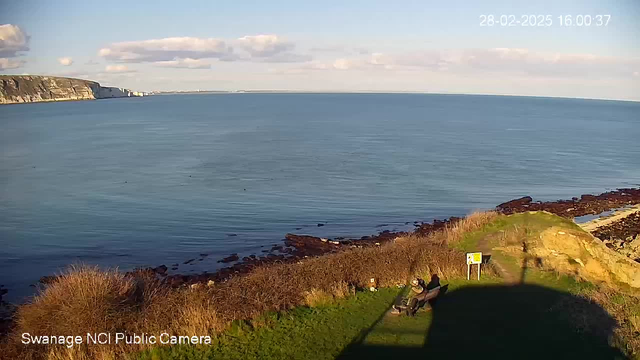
top-left (1, 93), bottom-right (639, 301)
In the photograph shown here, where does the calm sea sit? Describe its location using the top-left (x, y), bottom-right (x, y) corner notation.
top-left (1, 93), bottom-right (639, 301)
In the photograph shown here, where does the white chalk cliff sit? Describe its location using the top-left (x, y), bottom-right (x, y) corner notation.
top-left (0, 75), bottom-right (146, 104)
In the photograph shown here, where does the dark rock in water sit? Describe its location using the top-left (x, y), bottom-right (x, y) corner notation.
top-left (172, 263), bottom-right (179, 267)
top-left (496, 188), bottom-right (640, 218)
top-left (497, 196), bottom-right (533, 210)
top-left (153, 265), bottom-right (168, 275)
top-left (317, 223), bottom-right (325, 227)
top-left (218, 254), bottom-right (239, 263)
top-left (183, 259), bottom-right (196, 265)
top-left (199, 253), bottom-right (208, 257)
top-left (227, 233), bottom-right (238, 237)
top-left (376, 224), bottom-right (389, 228)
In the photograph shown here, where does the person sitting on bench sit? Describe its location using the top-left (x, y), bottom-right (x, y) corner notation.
top-left (407, 275), bottom-right (441, 316)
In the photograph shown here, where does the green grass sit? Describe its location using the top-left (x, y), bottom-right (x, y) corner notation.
top-left (136, 288), bottom-right (401, 360)
top-left (454, 211), bottom-right (581, 252)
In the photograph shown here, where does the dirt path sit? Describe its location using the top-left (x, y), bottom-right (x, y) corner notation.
top-left (579, 204), bottom-right (640, 232)
top-left (477, 235), bottom-right (518, 284)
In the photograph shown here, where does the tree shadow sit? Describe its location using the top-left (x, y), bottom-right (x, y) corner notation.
top-left (338, 283), bottom-right (626, 359)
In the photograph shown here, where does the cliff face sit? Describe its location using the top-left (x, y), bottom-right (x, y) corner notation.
top-left (0, 75), bottom-right (142, 105)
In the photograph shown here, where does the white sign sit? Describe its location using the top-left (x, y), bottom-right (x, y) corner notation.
top-left (467, 252), bottom-right (482, 265)
top-left (466, 252), bottom-right (482, 280)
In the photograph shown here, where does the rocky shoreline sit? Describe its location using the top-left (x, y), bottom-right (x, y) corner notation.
top-left (496, 188), bottom-right (640, 218)
top-left (2, 187), bottom-right (640, 335)
top-left (591, 211), bottom-right (640, 262)
top-left (102, 187), bottom-right (640, 290)
top-left (19, 187), bottom-right (640, 295)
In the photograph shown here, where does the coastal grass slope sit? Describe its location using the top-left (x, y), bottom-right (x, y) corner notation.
top-left (2, 212), bottom-right (640, 359)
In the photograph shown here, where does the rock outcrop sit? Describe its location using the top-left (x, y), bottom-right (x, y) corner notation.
top-left (499, 219), bottom-right (640, 288)
top-left (0, 75), bottom-right (145, 104)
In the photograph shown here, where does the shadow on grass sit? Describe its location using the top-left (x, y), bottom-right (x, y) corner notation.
top-left (338, 283), bottom-right (626, 359)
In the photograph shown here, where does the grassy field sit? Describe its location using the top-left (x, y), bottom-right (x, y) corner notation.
top-left (138, 275), bottom-right (625, 360)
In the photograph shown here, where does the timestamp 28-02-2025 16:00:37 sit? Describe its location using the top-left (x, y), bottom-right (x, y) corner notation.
top-left (479, 14), bottom-right (611, 27)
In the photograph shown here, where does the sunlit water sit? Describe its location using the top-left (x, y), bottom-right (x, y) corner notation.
top-left (1, 93), bottom-right (639, 301)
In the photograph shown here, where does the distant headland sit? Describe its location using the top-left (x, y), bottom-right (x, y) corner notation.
top-left (0, 75), bottom-right (148, 105)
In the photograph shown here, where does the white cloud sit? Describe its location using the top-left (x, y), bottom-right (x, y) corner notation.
top-left (236, 35), bottom-right (310, 62)
top-left (0, 57), bottom-right (26, 71)
top-left (237, 35), bottom-right (293, 57)
top-left (296, 48), bottom-right (640, 79)
top-left (332, 58), bottom-right (356, 70)
top-left (99, 34), bottom-right (309, 64)
top-left (310, 45), bottom-right (370, 55)
top-left (0, 24), bottom-right (29, 58)
top-left (154, 58), bottom-right (211, 69)
top-left (0, 24), bottom-right (29, 71)
top-left (99, 37), bottom-right (234, 63)
top-left (105, 64), bottom-right (135, 73)
top-left (58, 57), bottom-right (73, 66)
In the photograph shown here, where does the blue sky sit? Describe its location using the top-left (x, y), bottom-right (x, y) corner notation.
top-left (1, 0), bottom-right (639, 100)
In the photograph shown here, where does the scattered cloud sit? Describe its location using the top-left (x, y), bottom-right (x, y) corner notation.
top-left (58, 57), bottom-right (73, 66)
top-left (105, 64), bottom-right (135, 73)
top-left (154, 57), bottom-right (211, 69)
top-left (310, 45), bottom-right (370, 55)
top-left (99, 34), bottom-right (309, 65)
top-left (99, 37), bottom-right (235, 63)
top-left (290, 48), bottom-right (640, 79)
top-left (0, 24), bottom-right (30, 71)
top-left (0, 24), bottom-right (29, 58)
top-left (0, 57), bottom-right (26, 70)
top-left (235, 34), bottom-right (309, 62)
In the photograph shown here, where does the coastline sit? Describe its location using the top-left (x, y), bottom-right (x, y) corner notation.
top-left (14, 187), bottom-right (639, 302)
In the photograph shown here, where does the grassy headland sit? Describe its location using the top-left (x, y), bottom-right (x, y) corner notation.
top-left (2, 211), bottom-right (640, 359)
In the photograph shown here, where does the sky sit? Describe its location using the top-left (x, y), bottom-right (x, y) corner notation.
top-left (1, 0), bottom-right (639, 100)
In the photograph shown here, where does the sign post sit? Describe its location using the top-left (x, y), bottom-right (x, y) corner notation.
top-left (466, 252), bottom-right (482, 280)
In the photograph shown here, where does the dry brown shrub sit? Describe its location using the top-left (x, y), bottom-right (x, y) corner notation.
top-left (442, 211), bottom-right (500, 245)
top-left (498, 224), bottom-right (528, 247)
